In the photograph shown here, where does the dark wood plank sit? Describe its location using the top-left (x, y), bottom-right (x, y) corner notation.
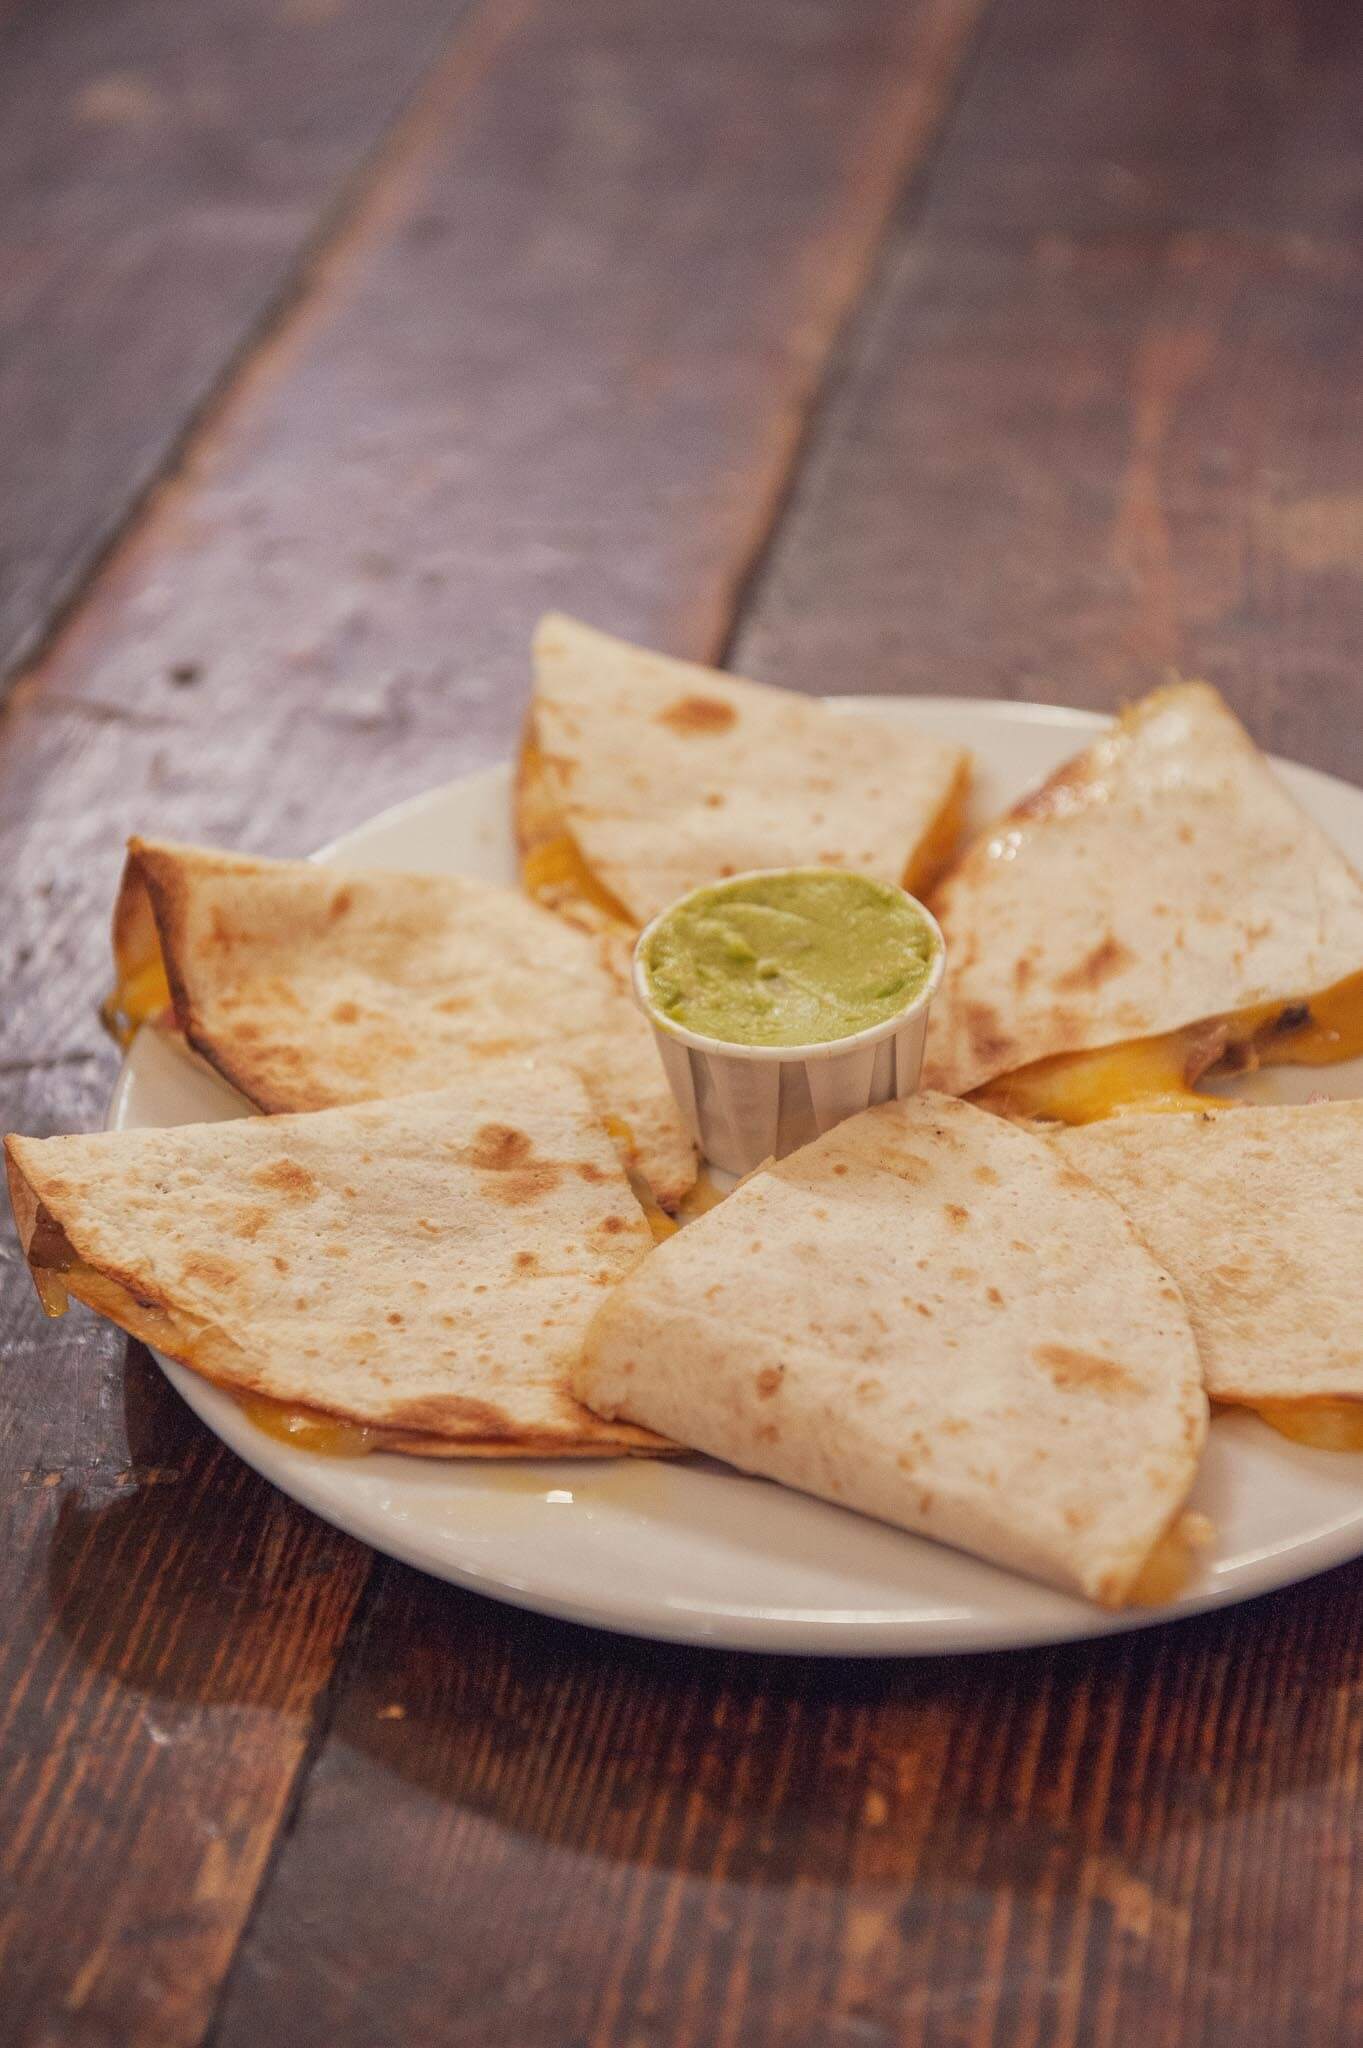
top-left (922, 0), bottom-right (1363, 239)
top-left (0, 0), bottom-right (986, 2041)
top-left (204, 1561), bottom-right (1363, 2048)
top-left (736, 233), bottom-right (1363, 782)
top-left (0, 0), bottom-right (462, 686)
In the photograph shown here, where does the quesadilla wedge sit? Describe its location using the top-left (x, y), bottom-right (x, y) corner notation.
top-left (924, 683), bottom-right (1363, 1120)
top-left (1055, 1102), bottom-right (1363, 1447)
top-left (105, 838), bottom-right (697, 1212)
top-left (576, 1091), bottom-right (1208, 1605)
top-left (520, 614), bottom-right (971, 932)
top-left (6, 1069), bottom-right (667, 1456)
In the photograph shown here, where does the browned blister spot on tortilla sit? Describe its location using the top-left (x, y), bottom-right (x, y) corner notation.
top-left (232, 1205), bottom-right (271, 1242)
top-left (331, 1001), bottom-right (360, 1025)
top-left (856, 1378), bottom-right (884, 1402)
top-left (944, 1203), bottom-right (969, 1227)
top-left (600, 1214), bottom-right (628, 1234)
top-left (755, 1422), bottom-right (780, 1445)
top-left (886, 1150), bottom-right (934, 1186)
top-left (1057, 935), bottom-right (1136, 993)
top-left (1013, 955), bottom-right (1035, 991)
top-left (973, 1164), bottom-right (1000, 1186)
top-left (986, 1286), bottom-right (1004, 1306)
top-left (659, 694), bottom-right (738, 736)
top-left (832, 1162), bottom-right (849, 1177)
top-left (384, 1394), bottom-right (520, 1439)
top-left (329, 888), bottom-right (353, 918)
top-left (577, 1162), bottom-right (607, 1183)
top-left (514, 1250), bottom-right (537, 1270)
top-left (498, 1167), bottom-right (566, 1207)
top-left (1053, 1163), bottom-right (1098, 1195)
top-left (964, 1002), bottom-right (1014, 1067)
top-left (466, 1123), bottom-right (534, 1171)
top-left (435, 996), bottom-right (470, 1016)
top-left (181, 1252), bottom-right (238, 1291)
top-left (755, 1366), bottom-right (784, 1398)
top-left (1034, 1342), bottom-right (1142, 1398)
top-left (252, 1158), bottom-right (320, 1201)
top-left (209, 907), bottom-right (234, 948)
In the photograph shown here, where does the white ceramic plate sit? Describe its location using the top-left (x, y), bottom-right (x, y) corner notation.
top-left (109, 699), bottom-right (1363, 1655)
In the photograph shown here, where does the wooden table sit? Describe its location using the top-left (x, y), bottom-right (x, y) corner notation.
top-left (3, 1), bottom-right (1362, 2041)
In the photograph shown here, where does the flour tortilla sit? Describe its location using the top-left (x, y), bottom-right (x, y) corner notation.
top-left (925, 683), bottom-right (1363, 1098)
top-left (111, 838), bottom-right (696, 1210)
top-left (577, 1092), bottom-right (1207, 1604)
top-left (525, 614), bottom-right (970, 928)
top-left (1055, 1102), bottom-right (1363, 1407)
top-left (6, 1069), bottom-right (667, 1456)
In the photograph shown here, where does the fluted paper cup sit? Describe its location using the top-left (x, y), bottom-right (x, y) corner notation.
top-left (632, 877), bottom-right (946, 1179)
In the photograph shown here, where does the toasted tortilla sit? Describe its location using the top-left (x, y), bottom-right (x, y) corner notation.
top-left (924, 684), bottom-right (1363, 1115)
top-left (6, 1070), bottom-right (668, 1456)
top-left (1055, 1103), bottom-right (1363, 1417)
top-left (107, 838), bottom-right (697, 1211)
top-left (576, 1091), bottom-right (1207, 1605)
top-left (521, 613), bottom-right (970, 931)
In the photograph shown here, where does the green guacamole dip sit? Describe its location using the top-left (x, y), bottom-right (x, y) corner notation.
top-left (640, 869), bottom-right (939, 1048)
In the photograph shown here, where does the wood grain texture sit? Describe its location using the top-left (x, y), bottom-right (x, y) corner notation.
top-left (734, 233), bottom-right (1363, 779)
top-left (0, 0), bottom-right (461, 685)
top-left (922, 0), bottom-right (1363, 240)
top-left (206, 1560), bottom-right (1363, 2048)
top-left (0, 0), bottom-right (986, 2041)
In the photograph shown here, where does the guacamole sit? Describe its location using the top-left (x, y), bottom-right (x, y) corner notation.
top-left (639, 870), bottom-right (939, 1048)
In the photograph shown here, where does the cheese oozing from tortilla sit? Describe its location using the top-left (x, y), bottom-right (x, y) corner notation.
top-left (1252, 1400), bottom-right (1363, 1451)
top-left (978, 969), bottom-right (1363, 1123)
top-left (103, 952), bottom-right (174, 1049)
top-left (518, 734), bottom-right (636, 929)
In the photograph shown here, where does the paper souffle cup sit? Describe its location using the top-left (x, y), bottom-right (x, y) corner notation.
top-left (632, 871), bottom-right (946, 1178)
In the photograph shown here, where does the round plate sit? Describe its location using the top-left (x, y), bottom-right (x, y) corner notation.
top-left (109, 699), bottom-right (1363, 1654)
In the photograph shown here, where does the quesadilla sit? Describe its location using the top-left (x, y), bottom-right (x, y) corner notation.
top-left (924, 683), bottom-right (1363, 1119)
top-left (576, 1091), bottom-right (1207, 1605)
top-left (105, 838), bottom-right (697, 1211)
top-left (519, 613), bottom-right (971, 932)
top-left (1055, 1102), bottom-right (1363, 1445)
top-left (6, 1069), bottom-right (666, 1456)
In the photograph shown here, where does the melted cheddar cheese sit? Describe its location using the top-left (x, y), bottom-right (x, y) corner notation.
top-left (1126, 1511), bottom-right (1213, 1605)
top-left (1251, 1400), bottom-right (1363, 1451)
top-left (235, 1393), bottom-right (378, 1456)
top-left (901, 759), bottom-right (971, 897)
top-left (103, 954), bottom-right (174, 1049)
top-left (978, 969), bottom-right (1363, 1125)
top-left (518, 734), bottom-right (635, 929)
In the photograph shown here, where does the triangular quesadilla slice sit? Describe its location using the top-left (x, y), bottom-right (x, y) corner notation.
top-left (924, 683), bottom-right (1363, 1118)
top-left (576, 1092), bottom-right (1208, 1605)
top-left (7, 1070), bottom-right (667, 1456)
top-left (104, 838), bottom-right (697, 1212)
top-left (1055, 1102), bottom-right (1363, 1446)
top-left (519, 613), bottom-right (971, 932)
